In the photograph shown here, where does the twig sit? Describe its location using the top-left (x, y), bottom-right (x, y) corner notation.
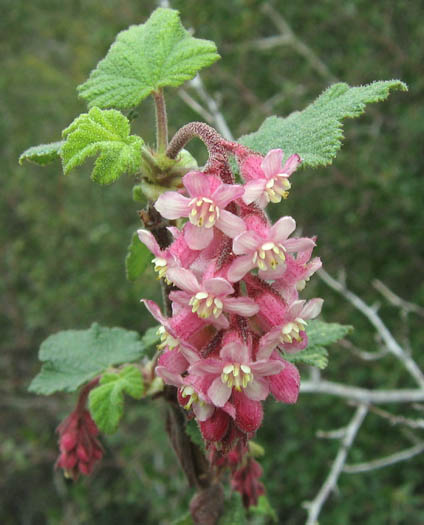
top-left (305, 405), bottom-right (368, 525)
top-left (372, 279), bottom-right (424, 317)
top-left (339, 339), bottom-right (389, 361)
top-left (300, 380), bottom-right (424, 404)
top-left (178, 89), bottom-right (214, 123)
top-left (343, 442), bottom-right (424, 474)
top-left (261, 4), bottom-right (338, 83)
top-left (368, 404), bottom-right (424, 430)
top-left (318, 268), bottom-right (424, 389)
top-left (316, 427), bottom-right (347, 440)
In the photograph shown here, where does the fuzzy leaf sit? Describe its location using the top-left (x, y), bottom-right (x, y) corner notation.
top-left (125, 231), bottom-right (152, 281)
top-left (284, 346), bottom-right (329, 370)
top-left (29, 323), bottom-right (150, 395)
top-left (88, 365), bottom-right (144, 434)
top-left (240, 81), bottom-right (407, 167)
top-left (61, 107), bottom-right (143, 184)
top-left (185, 420), bottom-right (205, 452)
top-left (141, 326), bottom-right (160, 352)
top-left (19, 141), bottom-right (64, 166)
top-left (78, 8), bottom-right (220, 109)
top-left (249, 495), bottom-right (278, 523)
top-left (306, 320), bottom-right (353, 347)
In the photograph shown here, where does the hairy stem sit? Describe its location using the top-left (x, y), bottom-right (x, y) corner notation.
top-left (153, 89), bottom-right (168, 153)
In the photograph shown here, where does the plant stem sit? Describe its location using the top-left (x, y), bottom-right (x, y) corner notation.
top-left (153, 89), bottom-right (168, 153)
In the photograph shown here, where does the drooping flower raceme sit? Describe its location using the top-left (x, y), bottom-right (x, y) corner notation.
top-left (138, 143), bottom-right (322, 507)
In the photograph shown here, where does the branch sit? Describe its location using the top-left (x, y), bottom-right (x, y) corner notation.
top-left (368, 404), bottom-right (424, 430)
top-left (343, 442), bottom-right (424, 474)
top-left (318, 268), bottom-right (424, 389)
top-left (300, 380), bottom-right (424, 404)
top-left (372, 279), bottom-right (424, 317)
top-left (305, 405), bottom-right (368, 525)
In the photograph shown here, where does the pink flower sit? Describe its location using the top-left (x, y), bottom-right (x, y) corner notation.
top-left (232, 457), bottom-right (265, 508)
top-left (275, 244), bottom-right (322, 294)
top-left (257, 298), bottom-right (324, 357)
top-left (188, 341), bottom-right (284, 408)
top-left (155, 171), bottom-right (246, 250)
top-left (241, 149), bottom-right (301, 208)
top-left (167, 268), bottom-right (259, 329)
top-left (228, 215), bottom-right (315, 282)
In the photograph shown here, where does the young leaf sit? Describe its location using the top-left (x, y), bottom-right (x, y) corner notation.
top-left (88, 365), bottom-right (144, 434)
top-left (125, 231), bottom-right (152, 281)
top-left (77, 8), bottom-right (220, 110)
top-left (283, 346), bottom-right (329, 370)
top-left (240, 80), bottom-right (407, 167)
top-left (61, 107), bottom-right (143, 184)
top-left (19, 141), bottom-right (64, 166)
top-left (29, 323), bottom-right (150, 395)
top-left (185, 420), bottom-right (205, 452)
top-left (306, 320), bottom-right (353, 347)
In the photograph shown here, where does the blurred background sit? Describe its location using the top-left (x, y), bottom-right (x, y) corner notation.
top-left (2, 0), bottom-right (424, 523)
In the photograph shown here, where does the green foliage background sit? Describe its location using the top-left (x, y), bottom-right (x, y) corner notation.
top-left (2, 1), bottom-right (423, 523)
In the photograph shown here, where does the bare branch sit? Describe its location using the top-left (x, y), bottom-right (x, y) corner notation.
top-left (316, 427), bottom-right (347, 440)
top-left (300, 380), bottom-right (424, 404)
top-left (339, 339), bottom-right (389, 361)
top-left (368, 404), bottom-right (424, 430)
top-left (372, 279), bottom-right (424, 317)
top-left (305, 405), bottom-right (368, 525)
top-left (261, 4), bottom-right (338, 83)
top-left (318, 268), bottom-right (424, 389)
top-left (178, 89), bottom-right (214, 123)
top-left (343, 442), bottom-right (424, 474)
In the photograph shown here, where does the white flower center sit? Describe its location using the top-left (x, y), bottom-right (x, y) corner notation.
top-left (157, 326), bottom-right (179, 351)
top-left (189, 292), bottom-right (223, 319)
top-left (152, 257), bottom-right (169, 282)
top-left (280, 318), bottom-right (307, 344)
top-left (221, 363), bottom-right (253, 391)
top-left (265, 174), bottom-right (291, 203)
top-left (188, 197), bottom-right (220, 228)
top-left (180, 386), bottom-right (199, 410)
top-left (252, 241), bottom-right (286, 271)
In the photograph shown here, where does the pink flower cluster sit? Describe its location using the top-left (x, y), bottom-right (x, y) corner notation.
top-left (139, 146), bottom-right (322, 497)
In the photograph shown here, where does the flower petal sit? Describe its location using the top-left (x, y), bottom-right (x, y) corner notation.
top-left (284, 237), bottom-right (316, 253)
top-left (242, 180), bottom-right (266, 205)
top-left (233, 390), bottom-right (263, 432)
top-left (261, 149), bottom-right (284, 178)
top-left (155, 366), bottom-right (183, 387)
top-left (208, 377), bottom-right (232, 407)
top-left (167, 268), bottom-right (200, 294)
top-left (142, 300), bottom-right (168, 326)
top-left (212, 183), bottom-right (244, 208)
top-left (215, 210), bottom-right (246, 239)
top-left (282, 153), bottom-right (301, 175)
top-left (270, 216), bottom-right (296, 242)
top-left (183, 171), bottom-right (220, 197)
top-left (154, 192), bottom-right (190, 219)
top-left (301, 298), bottom-right (324, 320)
top-left (223, 297), bottom-right (259, 317)
top-left (184, 222), bottom-right (214, 250)
top-left (250, 359), bottom-right (284, 376)
top-left (193, 402), bottom-right (215, 422)
top-left (227, 255), bottom-right (255, 283)
top-left (189, 358), bottom-right (224, 375)
top-left (204, 277), bottom-right (234, 297)
top-left (244, 378), bottom-right (269, 401)
top-left (220, 341), bottom-right (249, 363)
top-left (233, 231), bottom-right (261, 255)
top-left (137, 229), bottom-right (161, 256)
top-left (257, 328), bottom-right (281, 361)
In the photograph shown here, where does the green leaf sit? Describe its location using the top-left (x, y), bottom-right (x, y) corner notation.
top-left (240, 81), bottom-right (407, 167)
top-left (140, 326), bottom-right (160, 351)
top-left (284, 346), bottom-right (329, 370)
top-left (218, 492), bottom-right (247, 525)
top-left (171, 513), bottom-right (194, 525)
top-left (125, 231), bottom-right (152, 281)
top-left (185, 419), bottom-right (205, 452)
top-left (249, 495), bottom-right (278, 523)
top-left (29, 323), bottom-right (150, 395)
top-left (78, 8), bottom-right (220, 110)
top-left (306, 320), bottom-right (353, 347)
top-left (61, 107), bottom-right (143, 184)
top-left (88, 365), bottom-right (144, 434)
top-left (19, 141), bottom-right (64, 166)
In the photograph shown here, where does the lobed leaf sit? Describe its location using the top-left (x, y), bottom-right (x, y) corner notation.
top-left (284, 346), bottom-right (329, 370)
top-left (61, 107), bottom-right (143, 184)
top-left (88, 365), bottom-right (144, 434)
top-left (240, 81), bottom-right (407, 167)
top-left (306, 320), bottom-right (353, 347)
top-left (125, 231), bottom-right (152, 281)
top-left (19, 141), bottom-right (64, 166)
top-left (29, 323), bottom-right (150, 395)
top-left (78, 8), bottom-right (220, 110)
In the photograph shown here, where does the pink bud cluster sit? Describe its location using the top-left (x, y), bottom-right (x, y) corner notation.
top-left (139, 145), bottom-right (322, 498)
top-left (56, 383), bottom-right (103, 480)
